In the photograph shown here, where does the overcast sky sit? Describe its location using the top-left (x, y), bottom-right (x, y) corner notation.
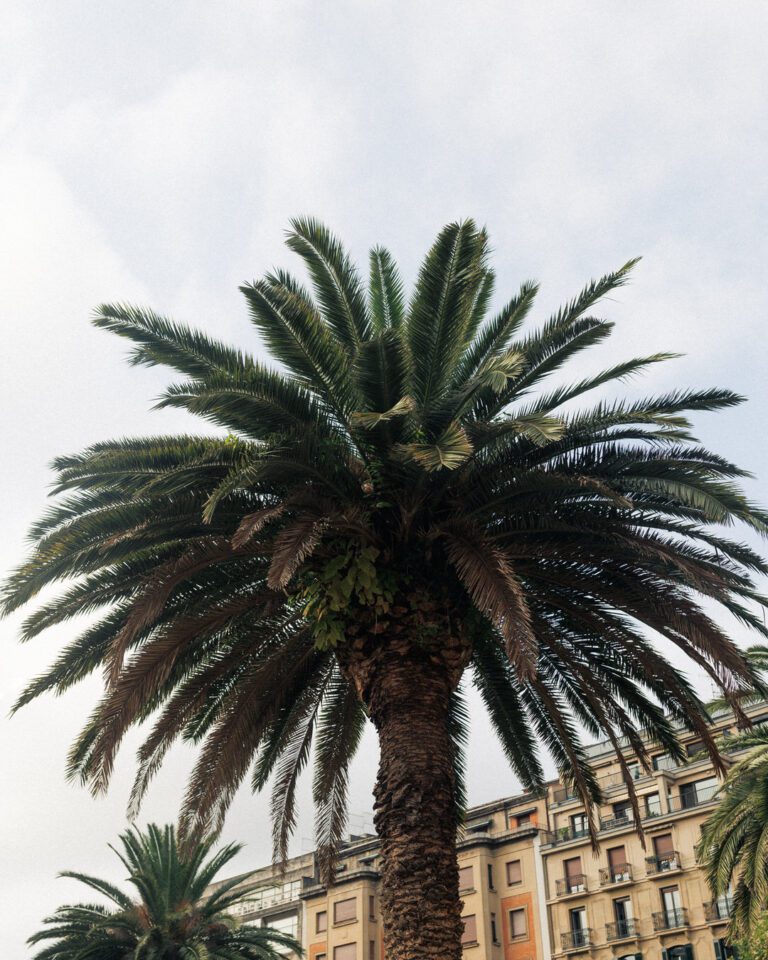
top-left (2, 1), bottom-right (768, 954)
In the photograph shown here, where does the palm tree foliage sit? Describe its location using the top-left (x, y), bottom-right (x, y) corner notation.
top-left (4, 217), bottom-right (768, 878)
top-left (27, 823), bottom-right (300, 959)
top-left (707, 644), bottom-right (768, 715)
top-left (699, 725), bottom-right (768, 938)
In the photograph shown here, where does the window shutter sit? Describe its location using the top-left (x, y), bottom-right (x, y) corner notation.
top-left (334, 898), bottom-right (357, 924)
top-left (654, 834), bottom-right (674, 856)
top-left (462, 915), bottom-right (478, 944)
top-left (662, 950), bottom-right (669, 960)
top-left (685, 945), bottom-right (694, 960)
top-left (459, 865), bottom-right (474, 890)
top-left (507, 860), bottom-right (522, 884)
top-left (334, 946), bottom-right (357, 960)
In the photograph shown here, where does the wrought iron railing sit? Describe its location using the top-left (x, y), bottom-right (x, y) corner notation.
top-left (645, 851), bottom-right (681, 874)
top-left (606, 919), bottom-right (637, 941)
top-left (704, 898), bottom-right (733, 922)
top-left (561, 929), bottom-right (592, 950)
top-left (556, 874), bottom-right (588, 896)
top-left (652, 908), bottom-right (688, 931)
top-left (599, 864), bottom-right (633, 885)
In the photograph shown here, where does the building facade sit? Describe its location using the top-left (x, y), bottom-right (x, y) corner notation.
top-left (217, 701), bottom-right (761, 960)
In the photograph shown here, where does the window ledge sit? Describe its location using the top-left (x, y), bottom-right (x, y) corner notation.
top-left (333, 918), bottom-right (358, 928)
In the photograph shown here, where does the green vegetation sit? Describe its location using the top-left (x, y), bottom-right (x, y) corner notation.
top-left (28, 823), bottom-right (300, 959)
top-left (6, 219), bottom-right (768, 959)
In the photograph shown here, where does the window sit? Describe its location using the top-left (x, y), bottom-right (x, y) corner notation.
top-left (663, 946), bottom-right (694, 960)
top-left (607, 846), bottom-right (630, 882)
top-left (334, 946), bottom-right (357, 960)
top-left (627, 762), bottom-right (641, 781)
top-left (510, 908), bottom-right (528, 940)
top-left (653, 753), bottom-right (678, 771)
top-left (613, 897), bottom-right (633, 936)
top-left (263, 914), bottom-right (298, 956)
top-left (491, 913), bottom-right (499, 944)
top-left (686, 740), bottom-right (706, 758)
top-left (612, 800), bottom-right (632, 822)
top-left (653, 834), bottom-right (678, 871)
top-left (369, 895), bottom-right (375, 919)
top-left (564, 856), bottom-right (585, 893)
top-left (458, 865), bottom-right (474, 891)
top-left (571, 812), bottom-right (589, 836)
top-left (506, 860), bottom-right (522, 885)
top-left (462, 915), bottom-right (478, 945)
top-left (661, 886), bottom-right (682, 914)
top-left (316, 911), bottom-right (327, 933)
top-left (645, 793), bottom-right (662, 817)
top-left (715, 939), bottom-right (739, 960)
top-left (334, 898), bottom-right (357, 924)
top-left (487, 863), bottom-right (495, 890)
top-left (570, 907), bottom-right (587, 933)
top-left (680, 777), bottom-right (719, 809)
top-left (516, 812), bottom-right (531, 826)
top-left (369, 941), bottom-right (376, 960)
top-left (317, 955), bottom-right (327, 960)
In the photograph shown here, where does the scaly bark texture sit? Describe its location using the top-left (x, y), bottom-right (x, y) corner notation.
top-left (341, 596), bottom-right (471, 960)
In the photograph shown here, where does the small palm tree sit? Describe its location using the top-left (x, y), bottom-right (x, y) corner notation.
top-left (699, 726), bottom-right (768, 938)
top-left (6, 219), bottom-right (768, 960)
top-left (28, 823), bottom-right (300, 959)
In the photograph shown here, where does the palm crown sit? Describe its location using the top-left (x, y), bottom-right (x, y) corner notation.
top-left (27, 823), bottom-right (300, 959)
top-left (5, 218), bottom-right (768, 881)
top-left (699, 725), bottom-right (768, 937)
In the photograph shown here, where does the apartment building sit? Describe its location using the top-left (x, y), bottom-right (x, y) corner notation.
top-left (207, 850), bottom-right (314, 956)
top-left (301, 792), bottom-right (550, 960)
top-left (542, 702), bottom-right (749, 960)
top-left (215, 700), bottom-right (761, 960)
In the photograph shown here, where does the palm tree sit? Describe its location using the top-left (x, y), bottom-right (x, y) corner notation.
top-left (5, 219), bottom-right (768, 960)
top-left (27, 823), bottom-right (300, 959)
top-left (707, 644), bottom-right (768, 715)
top-left (699, 726), bottom-right (768, 938)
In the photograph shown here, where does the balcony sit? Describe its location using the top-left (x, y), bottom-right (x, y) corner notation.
top-left (704, 898), bottom-right (733, 922)
top-left (666, 784), bottom-right (720, 813)
top-left (599, 813), bottom-right (635, 834)
top-left (606, 919), bottom-right (637, 941)
top-left (553, 786), bottom-right (578, 805)
top-left (542, 826), bottom-right (591, 847)
top-left (561, 929), bottom-right (592, 951)
top-left (599, 864), bottom-right (633, 886)
top-left (645, 852), bottom-right (682, 875)
top-left (556, 875), bottom-right (588, 897)
top-left (652, 908), bottom-right (689, 931)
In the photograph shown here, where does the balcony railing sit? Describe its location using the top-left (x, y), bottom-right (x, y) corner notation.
top-left (667, 784), bottom-right (720, 813)
top-left (543, 826), bottom-right (590, 846)
top-left (599, 813), bottom-right (634, 833)
top-left (652, 908), bottom-right (689, 931)
top-left (643, 801), bottom-right (663, 820)
top-left (606, 919), bottom-right (637, 941)
top-left (704, 898), bottom-right (733, 922)
top-left (556, 875), bottom-right (588, 896)
top-left (599, 864), bottom-right (633, 885)
top-left (645, 851), bottom-right (682, 875)
top-left (561, 930), bottom-right (592, 951)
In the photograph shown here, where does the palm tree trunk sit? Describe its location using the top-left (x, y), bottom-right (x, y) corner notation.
top-left (342, 619), bottom-right (469, 960)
